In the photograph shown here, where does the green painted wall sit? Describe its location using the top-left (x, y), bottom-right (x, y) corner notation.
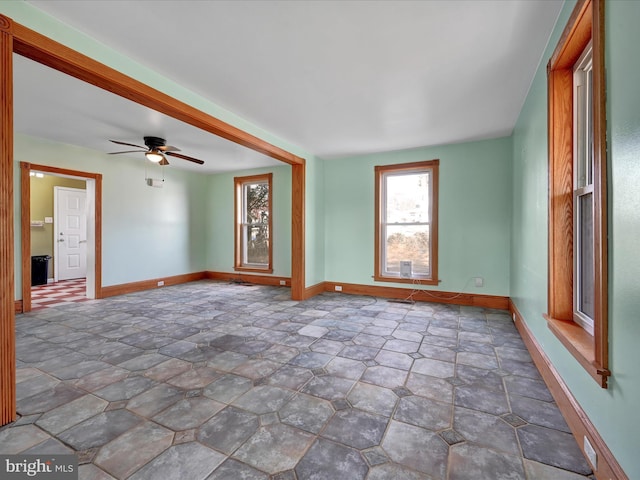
top-left (305, 156), bottom-right (326, 287)
top-left (206, 165), bottom-right (292, 277)
top-left (15, 134), bottom-right (208, 295)
top-left (511, 1), bottom-right (640, 477)
top-left (324, 137), bottom-right (512, 296)
top-left (30, 174), bottom-right (86, 279)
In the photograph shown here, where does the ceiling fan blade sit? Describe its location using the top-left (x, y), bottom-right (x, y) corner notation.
top-left (108, 150), bottom-right (145, 155)
top-left (158, 145), bottom-right (180, 152)
top-left (165, 151), bottom-right (205, 165)
top-left (159, 157), bottom-right (170, 166)
top-left (109, 139), bottom-right (147, 149)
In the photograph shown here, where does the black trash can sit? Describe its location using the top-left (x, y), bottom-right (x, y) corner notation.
top-left (31, 255), bottom-right (51, 286)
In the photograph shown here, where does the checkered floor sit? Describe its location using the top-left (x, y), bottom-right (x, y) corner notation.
top-left (31, 278), bottom-right (88, 310)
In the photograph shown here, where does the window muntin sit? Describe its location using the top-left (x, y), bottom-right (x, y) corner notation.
top-left (573, 43), bottom-right (595, 334)
top-left (234, 173), bottom-right (272, 272)
top-left (375, 160), bottom-right (438, 284)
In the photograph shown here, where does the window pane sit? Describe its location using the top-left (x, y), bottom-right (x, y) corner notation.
top-left (385, 172), bottom-right (430, 224)
top-left (243, 225), bottom-right (270, 265)
top-left (384, 224), bottom-right (430, 276)
top-left (578, 193), bottom-right (594, 319)
top-left (244, 183), bottom-right (269, 224)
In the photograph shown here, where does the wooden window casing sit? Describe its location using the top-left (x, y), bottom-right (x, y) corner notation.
top-left (546, 0), bottom-right (609, 387)
top-left (375, 160), bottom-right (439, 285)
top-left (234, 173), bottom-right (273, 273)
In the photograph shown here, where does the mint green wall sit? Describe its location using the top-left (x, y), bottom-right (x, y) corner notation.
top-left (511, 1), bottom-right (640, 477)
top-left (14, 134), bottom-right (208, 295)
top-left (324, 137), bottom-right (512, 296)
top-left (305, 157), bottom-right (326, 287)
top-left (206, 165), bottom-right (291, 277)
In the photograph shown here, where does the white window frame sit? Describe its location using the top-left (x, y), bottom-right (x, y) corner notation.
top-left (573, 42), bottom-right (594, 335)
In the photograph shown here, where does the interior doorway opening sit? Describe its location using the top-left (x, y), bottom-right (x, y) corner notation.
top-left (21, 162), bottom-right (102, 312)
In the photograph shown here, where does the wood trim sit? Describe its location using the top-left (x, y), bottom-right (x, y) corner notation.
top-left (547, 68), bottom-right (574, 321)
top-left (101, 272), bottom-right (206, 298)
top-left (14, 300), bottom-right (22, 314)
top-left (546, 314), bottom-right (609, 387)
top-left (323, 281), bottom-right (508, 310)
top-left (10, 23), bottom-right (303, 167)
top-left (205, 271), bottom-right (290, 287)
top-left (511, 301), bottom-right (627, 480)
top-left (303, 282), bottom-right (326, 300)
top-left (0, 14), bottom-right (16, 426)
top-left (549, 0), bottom-right (592, 71)
top-left (94, 173), bottom-right (103, 299)
top-left (591, 0), bottom-right (608, 382)
top-left (20, 162), bottom-right (103, 312)
top-left (20, 162), bottom-right (31, 313)
top-left (291, 163), bottom-right (305, 300)
top-left (374, 159), bottom-right (439, 286)
top-left (234, 173), bottom-right (273, 273)
top-left (546, 0), bottom-right (608, 387)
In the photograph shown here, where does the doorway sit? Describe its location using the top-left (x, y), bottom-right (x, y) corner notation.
top-left (21, 162), bottom-right (102, 313)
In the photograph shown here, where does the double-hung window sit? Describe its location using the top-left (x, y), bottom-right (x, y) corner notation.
top-left (375, 160), bottom-right (439, 284)
top-left (546, 0), bottom-right (608, 387)
top-left (234, 173), bottom-right (273, 273)
top-left (573, 43), bottom-right (594, 335)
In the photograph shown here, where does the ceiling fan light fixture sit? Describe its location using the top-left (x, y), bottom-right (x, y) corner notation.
top-left (145, 151), bottom-right (164, 163)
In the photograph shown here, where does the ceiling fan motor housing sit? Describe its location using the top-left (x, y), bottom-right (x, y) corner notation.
top-left (143, 136), bottom-right (166, 150)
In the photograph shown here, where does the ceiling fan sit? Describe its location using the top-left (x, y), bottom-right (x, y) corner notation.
top-left (108, 136), bottom-right (205, 166)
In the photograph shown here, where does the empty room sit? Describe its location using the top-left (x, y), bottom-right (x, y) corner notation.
top-left (0, 1), bottom-right (638, 479)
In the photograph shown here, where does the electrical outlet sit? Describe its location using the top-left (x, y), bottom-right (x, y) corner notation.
top-left (334, 285), bottom-right (343, 292)
top-left (584, 436), bottom-right (597, 469)
top-left (474, 277), bottom-right (484, 287)
top-left (157, 281), bottom-right (164, 287)
top-left (512, 312), bottom-right (516, 322)
top-left (279, 280), bottom-right (286, 286)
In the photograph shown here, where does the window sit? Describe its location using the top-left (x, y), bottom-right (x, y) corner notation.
top-left (234, 173), bottom-right (273, 273)
top-left (375, 160), bottom-right (439, 285)
top-left (573, 43), bottom-right (594, 335)
top-left (546, 0), bottom-right (608, 387)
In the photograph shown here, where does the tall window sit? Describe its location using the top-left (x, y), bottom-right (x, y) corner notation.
top-left (546, 0), bottom-right (608, 387)
top-left (234, 173), bottom-right (273, 273)
top-left (375, 160), bottom-right (439, 285)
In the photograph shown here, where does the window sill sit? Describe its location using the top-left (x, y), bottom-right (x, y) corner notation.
top-left (544, 314), bottom-right (610, 388)
top-left (373, 274), bottom-right (438, 286)
top-left (234, 266), bottom-right (273, 274)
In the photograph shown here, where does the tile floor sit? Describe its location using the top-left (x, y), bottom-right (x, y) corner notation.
top-left (1, 281), bottom-right (594, 479)
top-left (31, 278), bottom-right (88, 310)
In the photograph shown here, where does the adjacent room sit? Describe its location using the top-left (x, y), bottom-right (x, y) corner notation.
top-left (0, 1), bottom-right (638, 479)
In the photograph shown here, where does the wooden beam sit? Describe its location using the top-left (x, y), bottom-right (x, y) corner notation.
top-left (0, 14), bottom-right (16, 426)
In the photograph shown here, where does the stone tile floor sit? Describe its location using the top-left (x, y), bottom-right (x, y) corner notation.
top-left (1, 281), bottom-right (595, 479)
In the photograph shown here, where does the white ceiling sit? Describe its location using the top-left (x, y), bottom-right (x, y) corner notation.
top-left (16, 0), bottom-right (563, 172)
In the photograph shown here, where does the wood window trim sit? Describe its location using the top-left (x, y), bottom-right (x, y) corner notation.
top-left (374, 159), bottom-right (439, 286)
top-left (546, 0), bottom-right (609, 387)
top-left (234, 173), bottom-right (273, 273)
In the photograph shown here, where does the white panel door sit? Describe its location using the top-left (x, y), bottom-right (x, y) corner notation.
top-left (55, 187), bottom-right (87, 281)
